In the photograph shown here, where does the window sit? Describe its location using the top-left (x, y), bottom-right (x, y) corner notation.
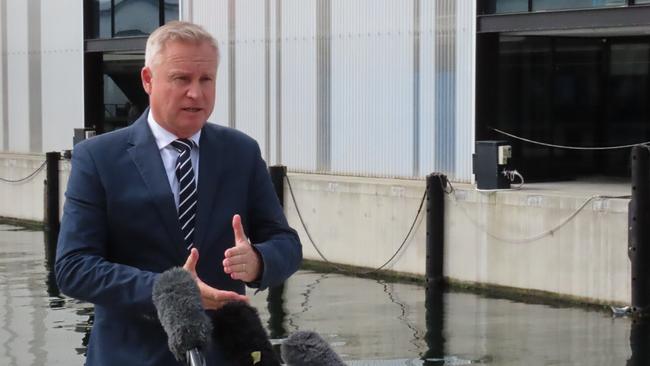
top-left (532, 0), bottom-right (625, 11)
top-left (87, 0), bottom-right (179, 39)
top-left (481, 0), bottom-right (628, 14)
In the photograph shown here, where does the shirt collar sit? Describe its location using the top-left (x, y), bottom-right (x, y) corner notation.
top-left (147, 110), bottom-right (201, 151)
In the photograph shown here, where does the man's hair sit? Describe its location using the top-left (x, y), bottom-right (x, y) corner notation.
top-left (145, 21), bottom-right (219, 68)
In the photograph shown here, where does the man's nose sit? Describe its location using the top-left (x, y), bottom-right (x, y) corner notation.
top-left (186, 80), bottom-right (201, 99)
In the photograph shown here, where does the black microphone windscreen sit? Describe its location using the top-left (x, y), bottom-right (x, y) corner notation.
top-left (281, 330), bottom-right (346, 366)
top-left (212, 301), bottom-right (281, 366)
top-left (152, 267), bottom-right (212, 363)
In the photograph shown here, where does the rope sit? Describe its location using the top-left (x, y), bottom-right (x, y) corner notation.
top-left (285, 174), bottom-right (426, 275)
top-left (445, 179), bottom-right (629, 244)
top-left (491, 127), bottom-right (650, 151)
top-left (0, 161), bottom-right (47, 184)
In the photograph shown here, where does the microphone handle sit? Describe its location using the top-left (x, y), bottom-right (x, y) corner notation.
top-left (186, 348), bottom-right (206, 366)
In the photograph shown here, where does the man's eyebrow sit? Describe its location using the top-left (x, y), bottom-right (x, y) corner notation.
top-left (168, 70), bottom-right (190, 76)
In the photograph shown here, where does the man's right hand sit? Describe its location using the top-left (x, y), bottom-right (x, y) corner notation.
top-left (183, 248), bottom-right (249, 310)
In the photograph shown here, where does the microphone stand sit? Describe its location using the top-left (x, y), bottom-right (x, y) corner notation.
top-left (186, 349), bottom-right (206, 366)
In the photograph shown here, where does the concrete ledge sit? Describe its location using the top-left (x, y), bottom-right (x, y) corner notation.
top-left (286, 173), bottom-right (631, 305)
top-left (0, 153), bottom-right (69, 222)
top-left (0, 153), bottom-right (633, 305)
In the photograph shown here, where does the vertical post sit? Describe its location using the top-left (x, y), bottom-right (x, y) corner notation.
top-left (44, 151), bottom-right (60, 296)
top-left (424, 173), bottom-right (446, 363)
top-left (630, 146), bottom-right (650, 315)
top-left (45, 152), bottom-right (60, 239)
top-left (628, 318), bottom-right (650, 366)
top-left (269, 165), bottom-right (287, 207)
top-left (426, 173), bottom-right (446, 285)
top-left (267, 165), bottom-right (288, 345)
top-left (423, 281), bottom-right (445, 364)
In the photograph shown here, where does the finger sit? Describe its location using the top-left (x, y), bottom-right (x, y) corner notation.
top-left (217, 290), bottom-right (249, 303)
top-left (228, 263), bottom-right (252, 281)
top-left (223, 246), bottom-right (244, 259)
top-left (205, 290), bottom-right (249, 309)
top-left (232, 214), bottom-right (248, 244)
top-left (183, 248), bottom-right (199, 274)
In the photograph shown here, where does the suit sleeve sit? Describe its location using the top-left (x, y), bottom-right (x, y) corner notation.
top-left (246, 143), bottom-right (302, 290)
top-left (55, 143), bottom-right (159, 315)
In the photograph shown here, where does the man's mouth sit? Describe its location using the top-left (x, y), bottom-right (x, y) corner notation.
top-left (182, 107), bottom-right (202, 113)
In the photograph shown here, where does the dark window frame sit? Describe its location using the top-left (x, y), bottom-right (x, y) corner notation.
top-left (82, 0), bottom-right (179, 132)
top-left (480, 0), bottom-right (643, 15)
top-left (84, 0), bottom-right (178, 41)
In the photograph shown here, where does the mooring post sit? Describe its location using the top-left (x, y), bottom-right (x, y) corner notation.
top-left (267, 165), bottom-right (288, 342)
top-left (630, 146), bottom-right (650, 316)
top-left (426, 173), bottom-right (446, 286)
top-left (44, 151), bottom-right (61, 297)
top-left (45, 152), bottom-right (61, 252)
top-left (423, 173), bottom-right (447, 363)
top-left (269, 165), bottom-right (287, 207)
top-left (628, 318), bottom-right (650, 366)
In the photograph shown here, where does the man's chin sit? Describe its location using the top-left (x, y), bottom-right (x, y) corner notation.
top-left (176, 120), bottom-right (206, 137)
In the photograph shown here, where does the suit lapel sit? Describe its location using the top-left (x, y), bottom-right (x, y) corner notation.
top-left (194, 124), bottom-right (225, 250)
top-left (127, 115), bottom-right (186, 259)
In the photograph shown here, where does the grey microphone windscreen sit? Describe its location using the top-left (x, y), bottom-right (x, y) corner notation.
top-left (281, 331), bottom-right (346, 366)
top-left (152, 267), bottom-right (212, 363)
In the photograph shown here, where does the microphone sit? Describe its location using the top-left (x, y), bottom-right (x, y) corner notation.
top-left (281, 331), bottom-right (346, 366)
top-left (152, 267), bottom-right (212, 366)
top-left (211, 301), bottom-right (282, 366)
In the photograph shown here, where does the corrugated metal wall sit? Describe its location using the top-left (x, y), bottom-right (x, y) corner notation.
top-left (40, 0), bottom-right (85, 153)
top-left (0, 0), bottom-right (84, 154)
top-left (185, 0), bottom-right (475, 182)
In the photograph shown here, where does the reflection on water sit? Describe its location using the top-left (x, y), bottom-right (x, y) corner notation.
top-left (0, 223), bottom-right (642, 365)
top-left (0, 224), bottom-right (91, 365)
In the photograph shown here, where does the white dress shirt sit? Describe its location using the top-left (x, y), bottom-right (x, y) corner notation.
top-left (147, 111), bottom-right (201, 210)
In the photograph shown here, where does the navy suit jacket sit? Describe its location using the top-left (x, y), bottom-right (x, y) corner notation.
top-left (55, 113), bottom-right (302, 365)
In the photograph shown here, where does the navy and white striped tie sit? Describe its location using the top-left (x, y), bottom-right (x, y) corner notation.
top-left (171, 139), bottom-right (197, 250)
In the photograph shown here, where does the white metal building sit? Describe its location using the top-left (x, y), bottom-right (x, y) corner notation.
top-left (0, 0), bottom-right (476, 182)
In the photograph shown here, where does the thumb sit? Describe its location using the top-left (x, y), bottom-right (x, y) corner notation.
top-left (183, 248), bottom-right (199, 275)
top-left (232, 214), bottom-right (248, 245)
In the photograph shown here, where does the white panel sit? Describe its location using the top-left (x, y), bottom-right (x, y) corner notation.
top-left (268, 0), bottom-right (278, 166)
top-left (0, 1), bottom-right (4, 150)
top-left (41, 0), bottom-right (84, 152)
top-left (454, 0), bottom-right (475, 183)
top-left (281, 0), bottom-right (318, 171)
top-left (419, 0), bottom-right (436, 177)
top-left (192, 0), bottom-right (229, 126)
top-left (6, 0), bottom-right (29, 153)
top-left (235, 0), bottom-right (266, 157)
top-left (433, 0), bottom-right (457, 179)
top-left (330, 0), bottom-right (414, 177)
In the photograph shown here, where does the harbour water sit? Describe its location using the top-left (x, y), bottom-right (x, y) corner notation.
top-left (0, 223), bottom-right (641, 365)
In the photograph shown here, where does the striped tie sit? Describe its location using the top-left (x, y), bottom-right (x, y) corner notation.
top-left (171, 139), bottom-right (197, 250)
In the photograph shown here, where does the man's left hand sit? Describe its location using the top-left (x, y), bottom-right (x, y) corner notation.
top-left (223, 214), bottom-right (261, 282)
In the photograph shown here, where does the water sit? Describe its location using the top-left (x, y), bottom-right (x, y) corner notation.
top-left (0, 223), bottom-right (642, 365)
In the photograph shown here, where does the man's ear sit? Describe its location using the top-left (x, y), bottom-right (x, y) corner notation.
top-left (141, 67), bottom-right (153, 95)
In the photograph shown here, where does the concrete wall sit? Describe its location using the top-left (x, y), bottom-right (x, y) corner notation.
top-left (284, 173), bottom-right (631, 305)
top-left (0, 155), bottom-right (631, 305)
top-left (0, 153), bottom-right (68, 222)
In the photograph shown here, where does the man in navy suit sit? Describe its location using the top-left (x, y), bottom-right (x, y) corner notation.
top-left (55, 21), bottom-right (302, 365)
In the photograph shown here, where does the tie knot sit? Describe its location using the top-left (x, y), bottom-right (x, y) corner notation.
top-left (171, 139), bottom-right (193, 154)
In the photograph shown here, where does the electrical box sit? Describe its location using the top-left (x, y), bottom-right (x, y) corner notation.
top-left (473, 140), bottom-right (512, 190)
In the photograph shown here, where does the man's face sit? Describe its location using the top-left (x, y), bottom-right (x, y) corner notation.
top-left (141, 40), bottom-right (218, 138)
